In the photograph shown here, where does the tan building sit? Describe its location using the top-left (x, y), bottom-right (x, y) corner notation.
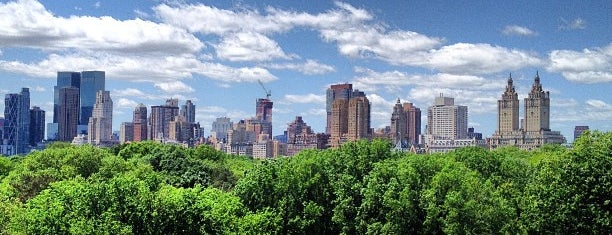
top-left (390, 99), bottom-right (421, 145)
top-left (329, 88), bottom-right (371, 147)
top-left (490, 72), bottom-right (565, 150)
top-left (87, 90), bottom-right (113, 146)
top-left (427, 95), bottom-right (468, 139)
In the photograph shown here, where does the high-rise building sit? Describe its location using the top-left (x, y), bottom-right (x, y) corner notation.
top-left (169, 116), bottom-right (193, 143)
top-left (119, 122), bottom-right (134, 144)
top-left (255, 98), bottom-right (273, 138)
top-left (286, 116), bottom-right (319, 156)
top-left (54, 72), bottom-right (81, 123)
top-left (149, 99), bottom-right (179, 140)
top-left (29, 106), bottom-right (45, 146)
top-left (87, 91), bottom-right (113, 145)
top-left (390, 99), bottom-right (422, 145)
top-left (80, 71), bottom-right (105, 126)
top-left (524, 71), bottom-right (550, 132)
top-left (133, 103), bottom-right (148, 142)
top-left (403, 102), bottom-right (421, 145)
top-left (347, 90), bottom-right (371, 141)
top-left (498, 75), bottom-right (520, 133)
top-left (326, 84), bottom-right (353, 134)
top-left (490, 72), bottom-right (565, 150)
top-left (180, 100), bottom-right (196, 123)
top-left (2, 88), bottom-right (30, 155)
top-left (58, 87), bottom-right (80, 141)
top-left (574, 126), bottom-right (589, 142)
top-left (211, 117), bottom-right (232, 142)
top-left (427, 95), bottom-right (468, 139)
top-left (330, 98), bottom-right (349, 147)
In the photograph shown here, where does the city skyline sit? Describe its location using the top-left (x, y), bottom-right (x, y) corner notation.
top-left (0, 0), bottom-right (610, 139)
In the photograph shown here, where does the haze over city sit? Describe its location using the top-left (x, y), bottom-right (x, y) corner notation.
top-left (0, 0), bottom-right (610, 139)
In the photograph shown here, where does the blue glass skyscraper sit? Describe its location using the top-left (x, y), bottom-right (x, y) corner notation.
top-left (80, 71), bottom-right (105, 126)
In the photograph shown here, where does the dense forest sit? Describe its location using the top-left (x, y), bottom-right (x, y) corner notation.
top-left (0, 131), bottom-right (610, 234)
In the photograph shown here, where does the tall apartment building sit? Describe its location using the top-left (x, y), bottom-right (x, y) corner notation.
top-left (211, 117), bottom-right (232, 142)
top-left (29, 106), bottom-right (45, 146)
top-left (490, 73), bottom-right (565, 150)
top-left (58, 87), bottom-right (80, 141)
top-left (119, 122), bottom-right (134, 144)
top-left (329, 86), bottom-right (371, 147)
top-left (168, 116), bottom-right (193, 143)
top-left (133, 103), bottom-right (148, 142)
top-left (427, 95), bottom-right (468, 139)
top-left (390, 99), bottom-right (422, 145)
top-left (2, 88), bottom-right (30, 155)
top-left (87, 91), bottom-right (113, 145)
top-left (255, 98), bottom-right (273, 138)
top-left (50, 72), bottom-right (80, 140)
top-left (180, 100), bottom-right (196, 123)
top-left (326, 83), bottom-right (353, 134)
top-left (149, 99), bottom-right (179, 140)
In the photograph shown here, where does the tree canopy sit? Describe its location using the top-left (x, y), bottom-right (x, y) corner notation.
top-left (1, 132), bottom-right (610, 234)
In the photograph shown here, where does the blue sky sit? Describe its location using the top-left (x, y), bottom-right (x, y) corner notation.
top-left (0, 0), bottom-right (610, 141)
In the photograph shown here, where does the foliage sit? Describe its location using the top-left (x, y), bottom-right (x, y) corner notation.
top-left (0, 132), bottom-right (610, 234)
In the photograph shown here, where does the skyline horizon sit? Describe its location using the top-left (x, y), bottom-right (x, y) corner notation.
top-left (0, 0), bottom-right (609, 141)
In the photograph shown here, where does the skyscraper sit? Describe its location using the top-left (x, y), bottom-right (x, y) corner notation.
top-left (490, 72), bottom-right (565, 150)
top-left (58, 87), bottom-right (80, 141)
top-left (427, 95), bottom-right (468, 139)
top-left (2, 88), bottom-right (30, 155)
top-left (87, 91), bottom-right (113, 145)
top-left (498, 75), bottom-right (520, 133)
top-left (524, 71), bottom-right (550, 132)
top-left (390, 99), bottom-right (421, 145)
top-left (330, 98), bottom-right (349, 147)
top-left (133, 103), bottom-right (148, 142)
top-left (119, 122), bottom-right (134, 144)
top-left (80, 71), bottom-right (105, 126)
top-left (149, 99), bottom-right (179, 140)
top-left (255, 98), bottom-right (273, 138)
top-left (347, 90), bottom-right (371, 141)
top-left (211, 117), bottom-right (232, 142)
top-left (326, 84), bottom-right (353, 134)
top-left (29, 106), bottom-right (45, 146)
top-left (180, 100), bottom-right (196, 123)
top-left (54, 72), bottom-right (80, 123)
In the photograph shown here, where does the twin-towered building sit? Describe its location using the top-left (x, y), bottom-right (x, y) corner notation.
top-left (327, 84), bottom-right (372, 147)
top-left (490, 72), bottom-right (565, 149)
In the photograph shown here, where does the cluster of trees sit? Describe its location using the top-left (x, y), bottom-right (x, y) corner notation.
top-left (0, 131), bottom-right (610, 234)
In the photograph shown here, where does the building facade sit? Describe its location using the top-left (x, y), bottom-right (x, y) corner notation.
top-left (149, 99), bottom-right (180, 140)
top-left (58, 87), bottom-right (80, 142)
top-left (390, 99), bottom-right (422, 145)
top-left (489, 73), bottom-right (565, 150)
top-left (79, 71), bottom-right (105, 127)
top-left (120, 122), bottom-right (134, 144)
top-left (427, 95), bottom-right (468, 140)
top-left (133, 103), bottom-right (148, 142)
top-left (211, 117), bottom-right (232, 142)
top-left (29, 106), bottom-right (45, 146)
top-left (87, 90), bottom-right (113, 146)
top-left (180, 100), bottom-right (196, 123)
top-left (2, 88), bottom-right (30, 155)
top-left (326, 83), bottom-right (353, 134)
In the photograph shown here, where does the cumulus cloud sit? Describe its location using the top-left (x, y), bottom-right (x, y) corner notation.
top-left (0, 0), bottom-right (203, 54)
top-left (215, 32), bottom-right (291, 61)
top-left (547, 44), bottom-right (612, 83)
top-left (154, 81), bottom-right (194, 93)
top-left (0, 52), bottom-right (277, 82)
top-left (116, 98), bottom-right (139, 109)
top-left (502, 25), bottom-right (537, 36)
top-left (266, 60), bottom-right (336, 75)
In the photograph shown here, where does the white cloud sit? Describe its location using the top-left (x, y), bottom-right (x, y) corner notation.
top-left (502, 25), bottom-right (537, 36)
top-left (215, 32), bottom-right (291, 61)
top-left (422, 43), bottom-right (542, 75)
top-left (93, 1), bottom-right (100, 8)
top-left (552, 99), bottom-right (612, 122)
top-left (282, 93), bottom-right (326, 104)
top-left (154, 81), bottom-right (194, 93)
top-left (266, 60), bottom-right (335, 75)
top-left (559, 17), bottom-right (586, 30)
top-left (116, 98), bottom-right (138, 109)
top-left (0, 52), bottom-right (277, 83)
top-left (0, 0), bottom-right (203, 54)
top-left (547, 44), bottom-right (612, 83)
top-left (31, 86), bottom-right (45, 92)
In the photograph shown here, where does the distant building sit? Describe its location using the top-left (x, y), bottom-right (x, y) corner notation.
top-left (286, 116), bottom-right (319, 156)
top-left (29, 106), bottom-right (45, 146)
top-left (467, 127), bottom-right (482, 140)
top-left (255, 98), bottom-right (273, 138)
top-left (2, 88), bottom-right (30, 155)
top-left (489, 73), bottom-right (565, 150)
top-left (58, 86), bottom-right (80, 142)
top-left (326, 83), bottom-right (353, 134)
top-left (79, 71), bottom-right (105, 127)
top-left (180, 100), bottom-right (196, 123)
top-left (87, 91), bottom-right (113, 146)
top-left (149, 99), bottom-right (179, 140)
top-left (120, 122), bottom-right (134, 144)
top-left (328, 85), bottom-right (372, 147)
top-left (390, 99), bottom-right (422, 145)
top-left (211, 117), bottom-right (232, 142)
top-left (574, 126), bottom-right (589, 142)
top-left (133, 103), bottom-right (148, 142)
top-left (169, 116), bottom-right (193, 143)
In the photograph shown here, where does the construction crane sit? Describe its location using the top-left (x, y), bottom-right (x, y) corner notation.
top-left (257, 79), bottom-right (271, 100)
